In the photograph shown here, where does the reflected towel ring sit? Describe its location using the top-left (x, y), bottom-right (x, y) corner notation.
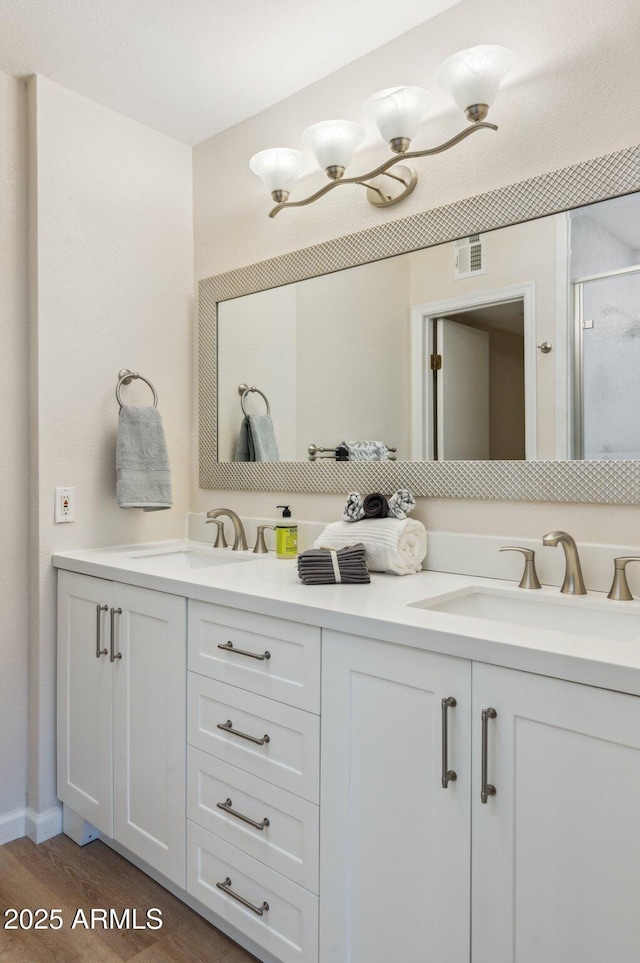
top-left (238, 383), bottom-right (270, 416)
top-left (116, 368), bottom-right (158, 409)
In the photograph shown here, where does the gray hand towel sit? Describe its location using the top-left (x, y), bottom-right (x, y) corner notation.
top-left (234, 414), bottom-right (280, 462)
top-left (116, 405), bottom-right (172, 511)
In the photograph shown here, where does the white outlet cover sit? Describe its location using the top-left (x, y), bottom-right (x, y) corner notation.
top-left (55, 486), bottom-right (75, 523)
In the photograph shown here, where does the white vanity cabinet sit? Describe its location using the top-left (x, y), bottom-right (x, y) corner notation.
top-left (186, 600), bottom-right (321, 963)
top-left (56, 554), bottom-right (640, 963)
top-left (57, 570), bottom-right (186, 886)
top-left (321, 630), bottom-right (640, 963)
top-left (320, 630), bottom-right (472, 963)
top-left (472, 663), bottom-right (640, 963)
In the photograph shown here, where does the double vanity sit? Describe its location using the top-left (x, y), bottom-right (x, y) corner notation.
top-left (54, 532), bottom-right (640, 963)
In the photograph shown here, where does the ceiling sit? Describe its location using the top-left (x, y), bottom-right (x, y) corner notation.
top-left (0, 0), bottom-right (461, 145)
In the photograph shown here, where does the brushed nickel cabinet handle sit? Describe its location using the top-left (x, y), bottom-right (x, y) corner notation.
top-left (217, 719), bottom-right (270, 746)
top-left (441, 696), bottom-right (458, 788)
top-left (218, 640), bottom-right (271, 661)
top-left (481, 707), bottom-right (497, 803)
top-left (216, 877), bottom-right (269, 916)
top-left (217, 797), bottom-right (270, 831)
top-left (109, 608), bottom-right (123, 662)
top-left (96, 604), bottom-right (108, 657)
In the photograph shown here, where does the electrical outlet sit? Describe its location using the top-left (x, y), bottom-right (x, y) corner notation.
top-left (55, 487), bottom-right (75, 523)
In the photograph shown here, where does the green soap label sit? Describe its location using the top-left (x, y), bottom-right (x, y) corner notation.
top-left (276, 526), bottom-right (298, 556)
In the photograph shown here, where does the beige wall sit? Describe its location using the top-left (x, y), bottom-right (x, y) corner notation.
top-left (0, 73), bottom-right (29, 820)
top-left (296, 257), bottom-right (410, 459)
top-left (28, 76), bottom-right (194, 813)
top-left (192, 0), bottom-right (640, 544)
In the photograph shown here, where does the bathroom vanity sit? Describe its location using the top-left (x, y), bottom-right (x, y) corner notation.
top-left (54, 541), bottom-right (640, 963)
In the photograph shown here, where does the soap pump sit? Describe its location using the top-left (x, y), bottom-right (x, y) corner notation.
top-left (275, 505), bottom-right (298, 559)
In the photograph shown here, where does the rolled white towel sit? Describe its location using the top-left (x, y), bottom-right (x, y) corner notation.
top-left (314, 518), bottom-right (427, 576)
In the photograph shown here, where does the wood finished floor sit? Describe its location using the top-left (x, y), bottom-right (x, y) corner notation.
top-left (0, 835), bottom-right (259, 962)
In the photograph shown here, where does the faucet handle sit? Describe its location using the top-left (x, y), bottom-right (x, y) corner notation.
top-left (206, 517), bottom-right (228, 549)
top-left (607, 557), bottom-right (640, 601)
top-left (253, 525), bottom-right (275, 555)
top-left (499, 546), bottom-right (542, 590)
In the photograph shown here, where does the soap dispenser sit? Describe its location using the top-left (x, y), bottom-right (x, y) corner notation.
top-left (276, 505), bottom-right (298, 559)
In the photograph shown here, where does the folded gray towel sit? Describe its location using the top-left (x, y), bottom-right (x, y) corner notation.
top-left (298, 544), bottom-right (370, 585)
top-left (235, 414), bottom-right (280, 462)
top-left (117, 405), bottom-right (172, 511)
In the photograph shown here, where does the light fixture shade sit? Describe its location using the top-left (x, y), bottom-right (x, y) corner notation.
top-left (363, 86), bottom-right (433, 145)
top-left (301, 120), bottom-right (365, 174)
top-left (436, 45), bottom-right (513, 116)
top-left (249, 148), bottom-right (308, 195)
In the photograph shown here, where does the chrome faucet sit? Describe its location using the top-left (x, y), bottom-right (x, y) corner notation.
top-left (542, 531), bottom-right (587, 595)
top-left (206, 509), bottom-right (248, 551)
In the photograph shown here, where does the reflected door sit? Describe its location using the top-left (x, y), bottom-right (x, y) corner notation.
top-left (436, 318), bottom-right (490, 459)
top-left (579, 267), bottom-right (640, 458)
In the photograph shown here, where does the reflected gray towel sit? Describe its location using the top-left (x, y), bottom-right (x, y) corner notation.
top-left (341, 440), bottom-right (389, 461)
top-left (235, 414), bottom-right (280, 462)
top-left (116, 405), bottom-right (172, 511)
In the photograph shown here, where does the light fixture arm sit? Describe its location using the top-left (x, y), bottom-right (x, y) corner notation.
top-left (269, 121), bottom-right (497, 217)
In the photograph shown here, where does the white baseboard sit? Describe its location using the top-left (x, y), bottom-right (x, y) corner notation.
top-left (26, 805), bottom-right (63, 844)
top-left (0, 808), bottom-right (26, 845)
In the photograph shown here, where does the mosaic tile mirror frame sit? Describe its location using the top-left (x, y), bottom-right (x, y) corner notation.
top-left (199, 144), bottom-right (640, 503)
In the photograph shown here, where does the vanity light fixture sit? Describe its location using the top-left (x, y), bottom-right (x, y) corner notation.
top-left (250, 44), bottom-right (513, 217)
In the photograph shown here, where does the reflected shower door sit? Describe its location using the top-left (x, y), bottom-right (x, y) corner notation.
top-left (578, 268), bottom-right (640, 459)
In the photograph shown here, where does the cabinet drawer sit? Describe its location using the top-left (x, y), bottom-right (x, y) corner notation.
top-left (187, 822), bottom-right (318, 963)
top-left (188, 747), bottom-right (319, 892)
top-left (188, 675), bottom-right (320, 802)
top-left (188, 601), bottom-right (320, 712)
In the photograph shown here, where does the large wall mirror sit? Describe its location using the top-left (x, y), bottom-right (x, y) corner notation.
top-left (199, 144), bottom-right (640, 502)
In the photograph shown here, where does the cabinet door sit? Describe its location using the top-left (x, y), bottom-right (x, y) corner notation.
top-left (57, 571), bottom-right (114, 836)
top-left (472, 663), bottom-right (640, 963)
top-left (320, 631), bottom-right (471, 963)
top-left (112, 583), bottom-right (187, 886)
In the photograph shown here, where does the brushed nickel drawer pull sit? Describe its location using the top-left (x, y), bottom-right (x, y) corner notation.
top-left (218, 640), bottom-right (271, 661)
top-left (217, 719), bottom-right (270, 746)
top-left (481, 707), bottom-right (497, 803)
top-left (441, 696), bottom-right (457, 788)
top-left (217, 797), bottom-right (270, 831)
top-left (109, 608), bottom-right (123, 662)
top-left (216, 876), bottom-right (269, 916)
top-left (96, 604), bottom-right (108, 658)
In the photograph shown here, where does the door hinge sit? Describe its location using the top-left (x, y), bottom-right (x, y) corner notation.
top-left (430, 353), bottom-right (442, 371)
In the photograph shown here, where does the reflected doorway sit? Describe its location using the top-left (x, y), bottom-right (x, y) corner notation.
top-left (411, 283), bottom-right (536, 460)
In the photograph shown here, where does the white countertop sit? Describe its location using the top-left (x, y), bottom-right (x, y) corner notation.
top-left (53, 540), bottom-right (640, 698)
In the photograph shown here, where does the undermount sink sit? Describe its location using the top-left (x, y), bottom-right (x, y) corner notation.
top-left (128, 548), bottom-right (258, 570)
top-left (410, 587), bottom-right (640, 642)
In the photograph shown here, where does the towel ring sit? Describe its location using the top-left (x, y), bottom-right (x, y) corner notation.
top-left (238, 383), bottom-right (270, 417)
top-left (116, 369), bottom-right (158, 409)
